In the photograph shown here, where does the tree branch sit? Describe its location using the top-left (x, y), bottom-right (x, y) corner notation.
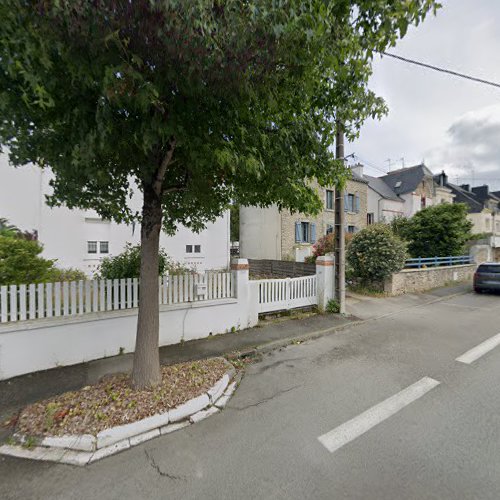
top-left (163, 167), bottom-right (190, 194)
top-left (153, 137), bottom-right (176, 196)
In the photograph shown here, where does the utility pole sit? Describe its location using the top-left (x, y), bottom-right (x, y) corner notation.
top-left (334, 123), bottom-right (346, 314)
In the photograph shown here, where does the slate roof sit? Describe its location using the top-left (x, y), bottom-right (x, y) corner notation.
top-left (379, 164), bottom-right (434, 195)
top-left (364, 175), bottom-right (402, 202)
top-left (445, 182), bottom-right (484, 213)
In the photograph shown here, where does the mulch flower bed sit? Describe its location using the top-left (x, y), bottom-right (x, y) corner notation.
top-left (16, 358), bottom-right (228, 438)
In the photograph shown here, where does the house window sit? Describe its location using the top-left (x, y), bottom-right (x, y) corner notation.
top-left (186, 245), bottom-right (193, 253)
top-left (326, 190), bottom-right (334, 210)
top-left (100, 241), bottom-right (109, 254)
top-left (347, 225), bottom-right (356, 233)
top-left (421, 196), bottom-right (426, 209)
top-left (326, 224), bottom-right (334, 235)
top-left (194, 245), bottom-right (201, 253)
top-left (87, 241), bottom-right (97, 254)
top-left (344, 193), bottom-right (360, 213)
top-left (295, 221), bottom-right (316, 243)
top-left (367, 213), bottom-right (374, 225)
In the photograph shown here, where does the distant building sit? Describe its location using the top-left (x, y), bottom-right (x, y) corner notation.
top-left (436, 172), bottom-right (500, 236)
top-left (364, 173), bottom-right (405, 223)
top-left (377, 164), bottom-right (454, 217)
top-left (0, 158), bottom-right (230, 276)
top-left (239, 167), bottom-right (368, 262)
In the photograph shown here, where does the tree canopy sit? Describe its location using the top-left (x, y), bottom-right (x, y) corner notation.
top-left (1, 0), bottom-right (440, 226)
top-left (395, 203), bottom-right (473, 258)
top-left (0, 0), bottom-right (440, 388)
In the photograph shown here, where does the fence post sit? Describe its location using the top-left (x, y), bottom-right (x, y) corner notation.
top-left (231, 258), bottom-right (258, 328)
top-left (316, 255), bottom-right (335, 312)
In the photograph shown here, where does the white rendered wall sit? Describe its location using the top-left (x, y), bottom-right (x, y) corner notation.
top-left (367, 187), bottom-right (404, 223)
top-left (0, 156), bottom-right (230, 275)
top-left (0, 262), bottom-right (258, 380)
top-left (239, 205), bottom-right (281, 260)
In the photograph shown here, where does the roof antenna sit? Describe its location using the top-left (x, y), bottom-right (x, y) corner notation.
top-left (385, 158), bottom-right (394, 172)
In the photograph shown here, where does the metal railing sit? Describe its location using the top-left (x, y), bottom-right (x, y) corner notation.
top-left (404, 255), bottom-right (472, 269)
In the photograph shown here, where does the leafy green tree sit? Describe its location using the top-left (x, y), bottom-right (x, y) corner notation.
top-left (402, 203), bottom-right (473, 257)
top-left (0, 236), bottom-right (56, 285)
top-left (0, 1), bottom-right (439, 388)
top-left (347, 224), bottom-right (408, 284)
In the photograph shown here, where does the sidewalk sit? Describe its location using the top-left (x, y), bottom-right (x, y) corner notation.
top-left (0, 282), bottom-right (471, 421)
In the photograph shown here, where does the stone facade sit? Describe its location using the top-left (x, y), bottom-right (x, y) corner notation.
top-left (384, 264), bottom-right (476, 296)
top-left (280, 182), bottom-right (336, 260)
top-left (345, 178), bottom-right (368, 232)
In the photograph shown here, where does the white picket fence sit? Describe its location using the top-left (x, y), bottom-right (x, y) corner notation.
top-left (0, 271), bottom-right (233, 324)
top-left (254, 275), bottom-right (318, 313)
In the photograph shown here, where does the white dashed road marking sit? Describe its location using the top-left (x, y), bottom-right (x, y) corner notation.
top-left (456, 332), bottom-right (500, 365)
top-left (318, 377), bottom-right (440, 453)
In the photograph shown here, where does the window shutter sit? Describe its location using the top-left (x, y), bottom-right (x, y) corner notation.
top-left (295, 222), bottom-right (301, 243)
top-left (344, 192), bottom-right (348, 212)
top-left (311, 223), bottom-right (316, 243)
top-left (355, 194), bottom-right (360, 213)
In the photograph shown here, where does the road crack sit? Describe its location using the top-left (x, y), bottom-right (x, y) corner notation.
top-left (144, 450), bottom-right (186, 481)
top-left (231, 385), bottom-right (301, 411)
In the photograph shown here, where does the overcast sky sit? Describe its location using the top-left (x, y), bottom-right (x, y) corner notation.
top-left (348, 0), bottom-right (500, 191)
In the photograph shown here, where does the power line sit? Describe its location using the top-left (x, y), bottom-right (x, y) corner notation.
top-left (380, 52), bottom-right (500, 90)
top-left (351, 154), bottom-right (388, 175)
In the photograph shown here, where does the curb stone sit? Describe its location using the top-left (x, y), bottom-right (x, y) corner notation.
top-left (0, 363), bottom-right (235, 466)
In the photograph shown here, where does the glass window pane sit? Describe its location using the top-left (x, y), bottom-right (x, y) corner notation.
top-left (87, 241), bottom-right (97, 254)
top-left (100, 241), bottom-right (109, 254)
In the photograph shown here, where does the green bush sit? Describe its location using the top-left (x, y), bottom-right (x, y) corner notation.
top-left (393, 204), bottom-right (473, 258)
top-left (347, 224), bottom-right (407, 284)
top-left (96, 244), bottom-right (190, 279)
top-left (49, 267), bottom-right (87, 282)
top-left (0, 235), bottom-right (56, 285)
top-left (325, 299), bottom-right (340, 313)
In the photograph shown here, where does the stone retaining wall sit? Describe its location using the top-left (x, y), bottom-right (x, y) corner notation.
top-left (384, 264), bottom-right (476, 296)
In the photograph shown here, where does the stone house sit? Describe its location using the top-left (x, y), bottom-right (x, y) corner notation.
top-left (377, 164), bottom-right (454, 218)
top-left (435, 172), bottom-right (500, 236)
top-left (239, 167), bottom-right (368, 262)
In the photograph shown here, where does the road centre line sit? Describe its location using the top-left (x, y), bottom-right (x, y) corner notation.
top-left (318, 377), bottom-right (440, 453)
top-left (456, 332), bottom-right (500, 365)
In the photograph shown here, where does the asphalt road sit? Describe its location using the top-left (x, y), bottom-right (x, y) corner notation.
top-left (2, 289), bottom-right (500, 499)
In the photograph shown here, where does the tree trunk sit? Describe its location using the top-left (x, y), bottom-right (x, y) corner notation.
top-left (131, 184), bottom-right (163, 389)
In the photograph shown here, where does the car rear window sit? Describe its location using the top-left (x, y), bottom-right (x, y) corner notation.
top-left (477, 265), bottom-right (500, 273)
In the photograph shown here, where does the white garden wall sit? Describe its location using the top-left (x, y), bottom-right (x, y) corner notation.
top-left (0, 258), bottom-right (334, 381)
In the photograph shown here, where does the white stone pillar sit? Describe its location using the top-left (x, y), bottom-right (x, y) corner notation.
top-left (316, 255), bottom-right (335, 312)
top-left (231, 258), bottom-right (258, 328)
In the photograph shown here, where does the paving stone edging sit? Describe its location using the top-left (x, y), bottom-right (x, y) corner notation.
top-left (0, 364), bottom-right (238, 466)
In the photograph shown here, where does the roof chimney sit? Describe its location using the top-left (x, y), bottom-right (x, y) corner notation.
top-left (460, 184), bottom-right (470, 192)
top-left (351, 163), bottom-right (364, 178)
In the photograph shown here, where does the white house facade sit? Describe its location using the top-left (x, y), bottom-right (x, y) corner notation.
top-left (0, 157), bottom-right (230, 275)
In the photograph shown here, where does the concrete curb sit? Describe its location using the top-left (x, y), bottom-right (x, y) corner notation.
top-left (0, 364), bottom-right (238, 466)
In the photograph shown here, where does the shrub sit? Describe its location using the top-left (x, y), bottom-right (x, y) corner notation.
top-left (325, 299), bottom-right (340, 313)
top-left (347, 224), bottom-right (407, 284)
top-left (49, 267), bottom-right (87, 282)
top-left (96, 244), bottom-right (190, 279)
top-left (0, 235), bottom-right (56, 285)
top-left (394, 203), bottom-right (473, 258)
top-left (306, 232), bottom-right (354, 263)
